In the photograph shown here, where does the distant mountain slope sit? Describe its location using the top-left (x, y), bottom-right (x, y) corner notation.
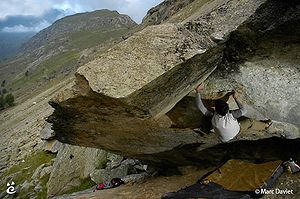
top-left (0, 9), bottom-right (137, 101)
top-left (22, 9), bottom-right (136, 53)
top-left (0, 8), bottom-right (66, 60)
top-left (0, 32), bottom-right (35, 59)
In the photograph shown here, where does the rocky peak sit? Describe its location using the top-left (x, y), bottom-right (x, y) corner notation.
top-left (142, 0), bottom-right (195, 25)
top-left (22, 9), bottom-right (137, 53)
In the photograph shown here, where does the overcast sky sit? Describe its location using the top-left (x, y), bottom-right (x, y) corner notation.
top-left (0, 0), bottom-right (163, 33)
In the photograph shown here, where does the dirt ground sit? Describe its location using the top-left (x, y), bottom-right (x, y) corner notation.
top-left (54, 167), bottom-right (300, 199)
top-left (262, 172), bottom-right (300, 199)
top-left (54, 167), bottom-right (213, 199)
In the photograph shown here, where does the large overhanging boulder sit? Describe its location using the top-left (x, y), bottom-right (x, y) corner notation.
top-left (48, 0), bottom-right (300, 166)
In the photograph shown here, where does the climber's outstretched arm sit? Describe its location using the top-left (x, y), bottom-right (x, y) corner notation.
top-left (195, 84), bottom-right (213, 116)
top-left (231, 91), bottom-right (247, 118)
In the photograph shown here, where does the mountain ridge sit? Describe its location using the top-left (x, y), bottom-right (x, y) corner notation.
top-left (21, 9), bottom-right (136, 53)
top-left (0, 9), bottom-right (137, 101)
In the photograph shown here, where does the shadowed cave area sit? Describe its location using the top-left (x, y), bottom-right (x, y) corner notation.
top-left (136, 137), bottom-right (300, 167)
top-left (146, 5), bottom-right (300, 166)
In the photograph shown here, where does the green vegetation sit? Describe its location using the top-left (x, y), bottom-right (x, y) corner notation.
top-left (59, 9), bottom-right (121, 24)
top-left (3, 10), bottom-right (135, 103)
top-left (62, 177), bottom-right (96, 195)
top-left (9, 26), bottom-right (130, 96)
top-left (10, 51), bottom-right (79, 92)
top-left (36, 173), bottom-right (51, 198)
top-left (67, 28), bottom-right (129, 50)
top-left (0, 94), bottom-right (4, 109)
top-left (2, 88), bottom-right (7, 94)
top-left (5, 93), bottom-right (14, 106)
top-left (167, 0), bottom-right (212, 23)
top-left (0, 151), bottom-right (55, 198)
top-left (0, 93), bottom-right (15, 110)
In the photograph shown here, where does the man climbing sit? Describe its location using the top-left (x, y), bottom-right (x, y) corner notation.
top-left (195, 83), bottom-right (271, 142)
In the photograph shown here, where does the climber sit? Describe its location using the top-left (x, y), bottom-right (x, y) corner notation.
top-left (195, 83), bottom-right (271, 142)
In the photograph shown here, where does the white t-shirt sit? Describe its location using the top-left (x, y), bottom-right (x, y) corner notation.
top-left (211, 113), bottom-right (240, 142)
top-left (196, 93), bottom-right (246, 142)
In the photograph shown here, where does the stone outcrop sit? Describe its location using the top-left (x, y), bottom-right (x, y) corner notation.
top-left (49, 0), bottom-right (300, 166)
top-left (47, 144), bottom-right (108, 197)
top-left (142, 0), bottom-right (196, 25)
top-left (42, 140), bottom-right (63, 153)
top-left (201, 0), bottom-right (300, 128)
top-left (90, 158), bottom-right (149, 184)
top-left (40, 122), bottom-right (55, 140)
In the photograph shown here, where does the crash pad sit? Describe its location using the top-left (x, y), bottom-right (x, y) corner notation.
top-left (204, 159), bottom-right (283, 191)
top-left (162, 182), bottom-right (250, 199)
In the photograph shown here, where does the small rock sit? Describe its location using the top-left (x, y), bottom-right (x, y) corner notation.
top-left (107, 153), bottom-right (123, 168)
top-left (90, 164), bottom-right (132, 184)
top-left (20, 180), bottom-right (31, 191)
top-left (29, 194), bottom-right (37, 199)
top-left (121, 172), bottom-right (149, 184)
top-left (34, 184), bottom-right (43, 193)
top-left (40, 122), bottom-right (55, 140)
top-left (121, 159), bottom-right (138, 166)
top-left (40, 166), bottom-right (53, 178)
top-left (210, 31), bottom-right (228, 43)
top-left (42, 140), bottom-right (63, 153)
top-left (0, 162), bottom-right (7, 171)
top-left (0, 191), bottom-right (6, 199)
top-left (32, 164), bottom-right (46, 180)
top-left (90, 169), bottom-right (110, 183)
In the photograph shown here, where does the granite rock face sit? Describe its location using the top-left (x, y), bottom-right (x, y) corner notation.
top-left (49, 0), bottom-right (300, 166)
top-left (46, 144), bottom-right (108, 197)
top-left (201, 0), bottom-right (300, 128)
top-left (142, 0), bottom-right (196, 25)
top-left (42, 140), bottom-right (63, 153)
top-left (40, 122), bottom-right (55, 140)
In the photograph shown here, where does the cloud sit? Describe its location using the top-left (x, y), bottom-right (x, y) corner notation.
top-left (51, 0), bottom-right (163, 23)
top-left (118, 0), bottom-right (163, 22)
top-left (0, 0), bottom-right (52, 20)
top-left (0, 0), bottom-right (163, 33)
top-left (0, 0), bottom-right (163, 23)
top-left (1, 20), bottom-right (51, 33)
top-left (0, 9), bottom-right (66, 33)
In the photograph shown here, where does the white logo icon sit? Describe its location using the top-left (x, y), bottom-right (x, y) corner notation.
top-left (6, 181), bottom-right (16, 195)
top-left (255, 189), bottom-right (260, 194)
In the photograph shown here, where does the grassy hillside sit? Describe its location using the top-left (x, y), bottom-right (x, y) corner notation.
top-left (67, 28), bottom-right (130, 50)
top-left (167, 0), bottom-right (212, 23)
top-left (0, 32), bottom-right (35, 59)
top-left (10, 51), bottom-right (79, 91)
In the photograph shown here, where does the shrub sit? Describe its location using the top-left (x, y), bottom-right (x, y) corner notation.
top-left (1, 80), bottom-right (5, 87)
top-left (2, 88), bottom-right (7, 94)
top-left (0, 95), bottom-right (4, 109)
top-left (5, 93), bottom-right (14, 106)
